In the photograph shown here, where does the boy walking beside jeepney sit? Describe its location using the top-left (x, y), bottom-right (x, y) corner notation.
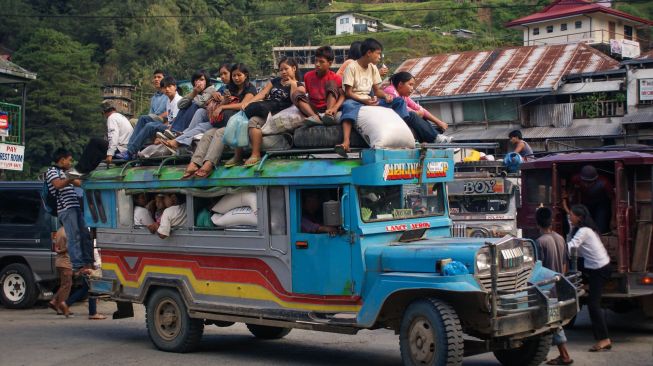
top-left (336, 38), bottom-right (411, 157)
top-left (295, 45), bottom-right (345, 126)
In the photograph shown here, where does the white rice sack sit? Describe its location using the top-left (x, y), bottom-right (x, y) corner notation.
top-left (137, 144), bottom-right (172, 158)
top-left (211, 207), bottom-right (257, 227)
top-left (355, 106), bottom-right (415, 149)
top-left (262, 134), bottom-right (292, 151)
top-left (211, 191), bottom-right (257, 214)
top-left (261, 105), bottom-right (305, 135)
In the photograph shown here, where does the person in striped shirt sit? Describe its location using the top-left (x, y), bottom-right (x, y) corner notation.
top-left (46, 148), bottom-right (94, 272)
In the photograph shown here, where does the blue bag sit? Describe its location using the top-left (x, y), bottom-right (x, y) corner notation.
top-left (222, 111), bottom-right (250, 148)
top-left (40, 175), bottom-right (58, 216)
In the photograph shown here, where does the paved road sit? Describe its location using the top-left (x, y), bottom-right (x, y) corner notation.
top-left (1, 300), bottom-right (651, 366)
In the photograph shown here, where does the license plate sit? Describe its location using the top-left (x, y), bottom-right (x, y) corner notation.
top-left (548, 306), bottom-right (561, 323)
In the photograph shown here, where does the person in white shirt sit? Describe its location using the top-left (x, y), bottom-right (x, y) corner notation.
top-left (70, 101), bottom-right (134, 176)
top-left (133, 193), bottom-right (154, 226)
top-left (567, 204), bottom-right (612, 352)
top-left (147, 194), bottom-right (186, 239)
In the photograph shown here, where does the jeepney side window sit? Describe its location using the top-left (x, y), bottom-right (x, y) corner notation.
top-left (117, 190), bottom-right (133, 228)
top-left (299, 188), bottom-right (339, 234)
top-left (358, 183), bottom-right (445, 223)
top-left (193, 196), bottom-right (220, 229)
top-left (525, 170), bottom-right (552, 205)
top-left (269, 186), bottom-right (286, 235)
top-left (190, 188), bottom-right (258, 231)
top-left (130, 192), bottom-right (156, 228)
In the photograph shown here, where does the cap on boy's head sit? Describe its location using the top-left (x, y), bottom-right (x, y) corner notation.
top-left (535, 206), bottom-right (553, 229)
top-left (101, 101), bottom-right (115, 113)
top-left (160, 76), bottom-right (177, 88)
top-left (580, 165), bottom-right (598, 182)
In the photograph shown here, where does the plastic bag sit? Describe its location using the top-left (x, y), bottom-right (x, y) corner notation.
top-left (222, 111), bottom-right (250, 148)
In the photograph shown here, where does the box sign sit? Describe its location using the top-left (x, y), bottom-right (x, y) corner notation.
top-left (640, 79), bottom-right (653, 101)
top-left (0, 143), bottom-right (25, 171)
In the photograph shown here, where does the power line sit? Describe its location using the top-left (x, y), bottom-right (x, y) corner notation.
top-left (1, 1), bottom-right (651, 19)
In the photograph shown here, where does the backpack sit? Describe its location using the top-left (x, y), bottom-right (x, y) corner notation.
top-left (40, 168), bottom-right (59, 217)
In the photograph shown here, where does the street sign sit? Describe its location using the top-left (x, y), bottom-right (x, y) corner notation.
top-left (0, 143), bottom-right (25, 171)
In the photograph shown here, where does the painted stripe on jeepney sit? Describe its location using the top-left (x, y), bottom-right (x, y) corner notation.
top-left (101, 251), bottom-right (362, 312)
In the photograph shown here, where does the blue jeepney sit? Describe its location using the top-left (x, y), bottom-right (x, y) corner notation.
top-left (85, 147), bottom-right (581, 366)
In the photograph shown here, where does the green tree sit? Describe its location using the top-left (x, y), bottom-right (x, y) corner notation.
top-left (11, 28), bottom-right (102, 177)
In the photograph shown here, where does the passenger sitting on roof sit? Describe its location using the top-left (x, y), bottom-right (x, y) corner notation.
top-left (384, 72), bottom-right (450, 144)
top-left (336, 38), bottom-right (411, 157)
top-left (147, 193), bottom-right (187, 239)
top-left (294, 46), bottom-right (345, 126)
top-left (301, 191), bottom-right (338, 234)
top-left (181, 63), bottom-right (257, 178)
top-left (117, 76), bottom-right (182, 160)
top-left (230, 57), bottom-right (304, 168)
top-left (158, 65), bottom-right (230, 153)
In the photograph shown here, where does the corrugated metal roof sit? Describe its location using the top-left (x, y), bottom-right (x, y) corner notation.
top-left (0, 58), bottom-right (36, 82)
top-left (506, 0), bottom-right (653, 27)
top-left (446, 124), bottom-right (622, 141)
top-left (622, 108), bottom-right (653, 124)
top-left (397, 43), bottom-right (620, 101)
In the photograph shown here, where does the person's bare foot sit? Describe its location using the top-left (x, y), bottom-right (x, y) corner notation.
top-left (163, 139), bottom-right (179, 149)
top-left (182, 163), bottom-right (199, 179)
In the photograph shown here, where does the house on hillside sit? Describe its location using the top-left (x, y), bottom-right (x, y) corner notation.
top-left (395, 43), bottom-right (627, 152)
top-left (102, 84), bottom-right (136, 118)
top-left (335, 13), bottom-right (403, 35)
top-left (506, 0), bottom-right (652, 59)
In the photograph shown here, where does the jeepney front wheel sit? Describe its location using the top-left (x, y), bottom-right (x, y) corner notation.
top-left (493, 333), bottom-right (552, 366)
top-left (246, 324), bottom-right (291, 339)
top-left (146, 288), bottom-right (204, 353)
top-left (399, 298), bottom-right (464, 366)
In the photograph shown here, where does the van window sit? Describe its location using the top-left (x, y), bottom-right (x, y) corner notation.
top-left (299, 188), bottom-right (339, 234)
top-left (0, 190), bottom-right (41, 225)
top-left (269, 186), bottom-right (286, 235)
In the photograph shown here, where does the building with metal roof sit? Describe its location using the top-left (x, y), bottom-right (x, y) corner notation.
top-left (395, 42), bottom-right (627, 151)
top-left (506, 0), bottom-right (652, 52)
top-left (0, 57), bottom-right (36, 148)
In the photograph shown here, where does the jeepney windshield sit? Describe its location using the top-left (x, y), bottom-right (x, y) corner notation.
top-left (358, 183), bottom-right (445, 223)
top-left (449, 194), bottom-right (510, 214)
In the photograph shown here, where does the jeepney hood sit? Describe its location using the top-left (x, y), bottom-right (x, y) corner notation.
top-left (364, 238), bottom-right (490, 274)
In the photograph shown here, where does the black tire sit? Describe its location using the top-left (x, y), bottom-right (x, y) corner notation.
top-left (0, 263), bottom-right (38, 309)
top-left (399, 298), bottom-right (464, 366)
top-left (246, 324), bottom-right (292, 339)
top-left (146, 288), bottom-right (204, 353)
top-left (493, 333), bottom-right (552, 366)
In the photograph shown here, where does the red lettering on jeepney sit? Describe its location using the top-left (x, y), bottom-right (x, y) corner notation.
top-left (410, 222), bottom-right (430, 229)
top-left (386, 224), bottom-right (408, 232)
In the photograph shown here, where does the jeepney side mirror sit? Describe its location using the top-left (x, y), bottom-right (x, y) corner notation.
top-left (323, 200), bottom-right (342, 227)
top-left (514, 186), bottom-right (522, 209)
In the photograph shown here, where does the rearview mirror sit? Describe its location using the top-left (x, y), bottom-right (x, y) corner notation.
top-left (323, 200), bottom-right (342, 226)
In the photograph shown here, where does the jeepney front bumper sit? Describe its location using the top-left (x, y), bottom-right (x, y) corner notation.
top-left (489, 272), bottom-right (583, 338)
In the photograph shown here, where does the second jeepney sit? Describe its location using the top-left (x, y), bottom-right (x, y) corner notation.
top-left (86, 147), bottom-right (580, 366)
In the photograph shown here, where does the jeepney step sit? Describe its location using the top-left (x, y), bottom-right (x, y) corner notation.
top-left (307, 312), bottom-right (358, 325)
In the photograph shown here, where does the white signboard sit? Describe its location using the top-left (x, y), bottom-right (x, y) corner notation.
top-left (0, 143), bottom-right (25, 171)
top-left (641, 79), bottom-right (653, 102)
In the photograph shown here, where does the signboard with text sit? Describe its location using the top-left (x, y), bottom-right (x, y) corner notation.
top-left (0, 143), bottom-right (25, 171)
top-left (640, 79), bottom-right (653, 102)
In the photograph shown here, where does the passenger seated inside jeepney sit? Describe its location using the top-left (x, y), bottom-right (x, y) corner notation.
top-left (147, 193), bottom-right (187, 239)
top-left (300, 190), bottom-right (339, 234)
top-left (133, 193), bottom-right (155, 226)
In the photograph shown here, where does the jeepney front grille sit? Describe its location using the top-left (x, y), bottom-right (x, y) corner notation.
top-left (452, 223), bottom-right (466, 237)
top-left (477, 266), bottom-right (533, 292)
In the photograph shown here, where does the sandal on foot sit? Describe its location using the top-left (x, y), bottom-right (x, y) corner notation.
top-left (89, 314), bottom-right (107, 320)
top-left (181, 165), bottom-right (199, 179)
top-left (334, 144), bottom-right (349, 158)
top-left (223, 158), bottom-right (242, 168)
top-left (589, 344), bottom-right (611, 352)
top-left (243, 157), bottom-right (261, 168)
top-left (546, 357), bottom-right (574, 365)
top-left (194, 166), bottom-right (214, 178)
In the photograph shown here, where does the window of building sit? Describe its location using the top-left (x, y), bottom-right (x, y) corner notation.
top-left (561, 23), bottom-right (567, 31)
top-left (624, 25), bottom-right (633, 41)
top-left (575, 20), bottom-right (582, 29)
top-left (462, 99), bottom-right (519, 122)
top-left (546, 25), bottom-right (553, 33)
top-left (0, 190), bottom-right (41, 225)
top-left (533, 27), bottom-right (540, 36)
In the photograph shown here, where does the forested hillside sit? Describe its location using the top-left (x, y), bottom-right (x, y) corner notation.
top-left (0, 0), bottom-right (650, 178)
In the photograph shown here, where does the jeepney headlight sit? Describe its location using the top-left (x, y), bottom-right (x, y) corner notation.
top-left (522, 242), bottom-right (535, 263)
top-left (476, 251), bottom-right (491, 273)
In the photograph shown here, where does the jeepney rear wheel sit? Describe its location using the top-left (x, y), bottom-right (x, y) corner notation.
top-left (399, 298), bottom-right (464, 366)
top-left (493, 333), bottom-right (552, 366)
top-left (146, 288), bottom-right (204, 353)
top-left (246, 324), bottom-right (292, 339)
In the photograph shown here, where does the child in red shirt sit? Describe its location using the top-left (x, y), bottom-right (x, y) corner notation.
top-left (295, 46), bottom-right (345, 126)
